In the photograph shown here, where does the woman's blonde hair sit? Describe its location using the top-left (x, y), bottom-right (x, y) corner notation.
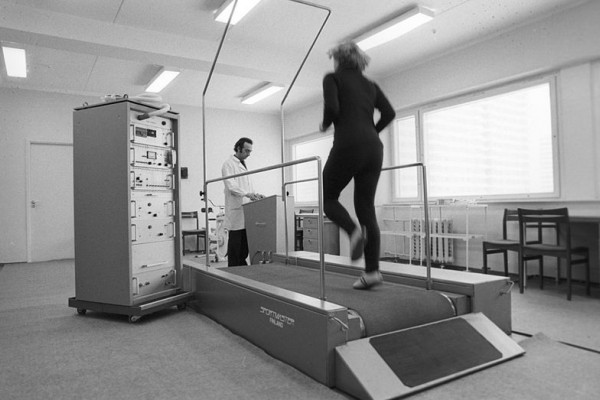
top-left (327, 41), bottom-right (370, 71)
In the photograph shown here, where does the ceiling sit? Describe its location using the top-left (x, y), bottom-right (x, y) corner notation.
top-left (0, 0), bottom-right (588, 114)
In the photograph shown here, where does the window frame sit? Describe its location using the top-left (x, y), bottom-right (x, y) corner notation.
top-left (288, 132), bottom-right (334, 206)
top-left (390, 110), bottom-right (422, 202)
top-left (391, 74), bottom-right (560, 203)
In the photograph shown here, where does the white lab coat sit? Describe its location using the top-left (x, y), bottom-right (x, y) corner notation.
top-left (222, 155), bottom-right (254, 231)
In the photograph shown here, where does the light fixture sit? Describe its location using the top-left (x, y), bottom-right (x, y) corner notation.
top-left (145, 68), bottom-right (180, 93)
top-left (355, 6), bottom-right (434, 51)
top-left (2, 46), bottom-right (27, 78)
top-left (241, 83), bottom-right (284, 105)
top-left (215, 0), bottom-right (262, 25)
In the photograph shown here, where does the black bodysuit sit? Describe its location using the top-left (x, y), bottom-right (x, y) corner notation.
top-left (321, 66), bottom-right (395, 271)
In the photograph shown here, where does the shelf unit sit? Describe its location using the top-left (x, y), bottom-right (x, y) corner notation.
top-left (381, 203), bottom-right (487, 271)
top-left (295, 213), bottom-right (340, 255)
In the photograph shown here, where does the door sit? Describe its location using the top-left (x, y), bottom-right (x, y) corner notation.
top-left (28, 141), bottom-right (74, 262)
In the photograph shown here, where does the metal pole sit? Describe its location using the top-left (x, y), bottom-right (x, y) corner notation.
top-left (202, 97), bottom-right (210, 264)
top-left (421, 165), bottom-right (432, 290)
top-left (279, 1), bottom-right (331, 266)
top-left (381, 162), bottom-right (433, 290)
top-left (281, 109), bottom-right (289, 261)
top-left (280, 1), bottom-right (331, 108)
top-left (279, 1), bottom-right (330, 174)
top-left (201, 0), bottom-right (330, 288)
top-left (316, 157), bottom-right (326, 300)
top-left (282, 177), bottom-right (290, 260)
top-left (205, 158), bottom-right (321, 186)
top-left (203, 183), bottom-right (210, 267)
top-left (201, 0), bottom-right (238, 265)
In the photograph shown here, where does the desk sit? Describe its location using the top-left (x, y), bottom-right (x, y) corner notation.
top-left (243, 195), bottom-right (295, 264)
top-left (569, 216), bottom-right (600, 223)
top-left (296, 213), bottom-right (340, 255)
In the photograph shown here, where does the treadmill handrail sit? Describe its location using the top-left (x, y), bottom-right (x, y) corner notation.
top-left (381, 163), bottom-right (432, 290)
top-left (204, 156), bottom-right (328, 300)
top-left (205, 156), bottom-right (320, 184)
top-left (282, 162), bottom-right (433, 290)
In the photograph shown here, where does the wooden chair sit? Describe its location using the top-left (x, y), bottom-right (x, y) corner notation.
top-left (517, 208), bottom-right (590, 300)
top-left (482, 209), bottom-right (543, 279)
top-left (181, 211), bottom-right (206, 254)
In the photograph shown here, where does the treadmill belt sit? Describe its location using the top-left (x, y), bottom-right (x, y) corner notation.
top-left (225, 263), bottom-right (456, 336)
top-left (370, 318), bottom-right (502, 387)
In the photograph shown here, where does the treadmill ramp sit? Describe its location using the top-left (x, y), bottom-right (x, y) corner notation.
top-left (334, 313), bottom-right (524, 400)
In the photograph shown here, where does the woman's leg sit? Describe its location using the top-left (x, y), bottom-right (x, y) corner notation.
top-left (323, 148), bottom-right (357, 236)
top-left (353, 143), bottom-right (383, 272)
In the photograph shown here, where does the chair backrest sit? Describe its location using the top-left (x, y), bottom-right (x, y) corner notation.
top-left (502, 209), bottom-right (519, 240)
top-left (181, 211), bottom-right (200, 230)
top-left (517, 208), bottom-right (569, 247)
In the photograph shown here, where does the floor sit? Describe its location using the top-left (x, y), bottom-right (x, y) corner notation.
top-left (1, 257), bottom-right (599, 399)
top-left (510, 275), bottom-right (600, 351)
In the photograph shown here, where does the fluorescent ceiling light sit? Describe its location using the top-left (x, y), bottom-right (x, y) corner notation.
top-left (145, 68), bottom-right (180, 93)
top-left (2, 46), bottom-right (27, 78)
top-left (355, 6), bottom-right (434, 51)
top-left (215, 0), bottom-right (262, 25)
top-left (241, 83), bottom-right (284, 105)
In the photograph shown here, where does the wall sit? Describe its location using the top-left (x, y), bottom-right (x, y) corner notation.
top-left (380, 1), bottom-right (600, 204)
top-left (175, 105), bottom-right (283, 213)
top-left (284, 1), bottom-right (600, 279)
top-left (3, 1), bottom-right (600, 273)
top-left (0, 89), bottom-right (88, 263)
top-left (0, 88), bottom-right (281, 263)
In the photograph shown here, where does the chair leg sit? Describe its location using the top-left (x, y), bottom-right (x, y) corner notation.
top-left (539, 257), bottom-right (544, 290)
top-left (567, 255), bottom-right (572, 301)
top-left (519, 252), bottom-right (524, 294)
top-left (503, 250), bottom-right (509, 277)
top-left (483, 250), bottom-right (488, 274)
top-left (586, 250), bottom-right (591, 296)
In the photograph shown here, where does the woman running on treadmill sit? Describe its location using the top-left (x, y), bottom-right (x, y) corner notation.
top-left (319, 41), bottom-right (396, 290)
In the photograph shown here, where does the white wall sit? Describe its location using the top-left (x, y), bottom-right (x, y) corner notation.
top-left (283, 1), bottom-right (600, 274)
top-left (0, 88), bottom-right (281, 263)
top-left (286, 1), bottom-right (600, 206)
top-left (3, 1), bottom-right (600, 269)
top-left (375, 1), bottom-right (600, 277)
top-left (175, 105), bottom-right (282, 213)
top-left (379, 0), bottom-right (600, 205)
top-left (0, 89), bottom-right (89, 263)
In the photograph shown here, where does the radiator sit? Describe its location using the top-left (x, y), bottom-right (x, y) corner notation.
top-left (411, 218), bottom-right (454, 264)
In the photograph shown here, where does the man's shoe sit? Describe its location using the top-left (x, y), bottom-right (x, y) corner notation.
top-left (349, 228), bottom-right (364, 261)
top-left (353, 271), bottom-right (383, 290)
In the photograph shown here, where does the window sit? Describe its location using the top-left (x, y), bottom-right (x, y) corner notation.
top-left (290, 134), bottom-right (333, 203)
top-left (393, 115), bottom-right (419, 199)
top-left (393, 78), bottom-right (557, 200)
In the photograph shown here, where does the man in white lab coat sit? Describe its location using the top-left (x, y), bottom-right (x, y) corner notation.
top-left (222, 137), bottom-right (264, 266)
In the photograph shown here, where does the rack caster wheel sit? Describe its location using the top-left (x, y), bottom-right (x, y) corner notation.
top-left (129, 315), bottom-right (141, 323)
top-left (177, 303), bottom-right (187, 311)
top-left (77, 308), bottom-right (87, 315)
